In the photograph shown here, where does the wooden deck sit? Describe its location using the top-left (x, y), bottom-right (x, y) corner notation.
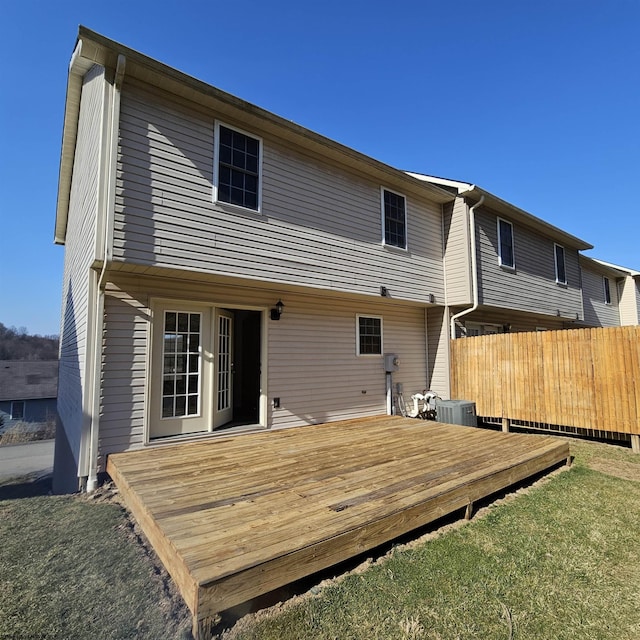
top-left (106, 416), bottom-right (570, 638)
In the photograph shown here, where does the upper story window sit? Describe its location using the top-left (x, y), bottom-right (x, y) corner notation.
top-left (214, 123), bottom-right (262, 211)
top-left (554, 243), bottom-right (567, 284)
top-left (356, 315), bottom-right (382, 355)
top-left (382, 189), bottom-right (407, 250)
top-left (603, 276), bottom-right (612, 305)
top-left (497, 218), bottom-right (515, 269)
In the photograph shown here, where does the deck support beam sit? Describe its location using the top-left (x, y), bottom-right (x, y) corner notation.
top-left (502, 417), bottom-right (511, 433)
top-left (631, 434), bottom-right (640, 455)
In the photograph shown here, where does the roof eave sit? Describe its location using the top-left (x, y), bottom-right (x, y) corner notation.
top-left (53, 26), bottom-right (455, 221)
top-left (54, 37), bottom-right (102, 245)
top-left (461, 185), bottom-right (592, 251)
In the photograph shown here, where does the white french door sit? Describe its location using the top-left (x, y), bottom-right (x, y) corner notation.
top-left (214, 309), bottom-right (234, 428)
top-left (149, 303), bottom-right (237, 439)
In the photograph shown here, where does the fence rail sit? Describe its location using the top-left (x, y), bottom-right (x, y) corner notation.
top-left (450, 326), bottom-right (640, 438)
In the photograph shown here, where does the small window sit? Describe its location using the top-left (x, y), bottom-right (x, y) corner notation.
top-left (497, 218), bottom-right (515, 269)
top-left (554, 244), bottom-right (567, 284)
top-left (357, 315), bottom-right (382, 355)
top-left (11, 401), bottom-right (25, 420)
top-left (603, 276), bottom-right (612, 305)
top-left (382, 189), bottom-right (407, 250)
top-left (214, 123), bottom-right (262, 211)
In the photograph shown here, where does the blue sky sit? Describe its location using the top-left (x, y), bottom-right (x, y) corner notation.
top-left (1, 0), bottom-right (639, 336)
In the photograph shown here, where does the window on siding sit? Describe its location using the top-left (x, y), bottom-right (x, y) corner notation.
top-left (603, 276), bottom-right (612, 305)
top-left (382, 189), bottom-right (407, 249)
top-left (215, 123), bottom-right (261, 211)
top-left (357, 315), bottom-right (382, 355)
top-left (554, 243), bottom-right (567, 284)
top-left (11, 401), bottom-right (25, 420)
top-left (497, 218), bottom-right (515, 269)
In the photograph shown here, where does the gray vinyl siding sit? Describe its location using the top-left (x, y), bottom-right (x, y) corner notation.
top-left (475, 208), bottom-right (583, 319)
top-left (56, 65), bottom-right (105, 477)
top-left (442, 198), bottom-right (472, 306)
top-left (98, 272), bottom-right (444, 465)
top-left (112, 82), bottom-right (444, 305)
top-left (581, 264), bottom-right (621, 327)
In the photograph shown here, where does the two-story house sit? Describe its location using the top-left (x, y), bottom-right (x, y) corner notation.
top-left (408, 175), bottom-right (593, 335)
top-left (53, 28), bottom-right (456, 493)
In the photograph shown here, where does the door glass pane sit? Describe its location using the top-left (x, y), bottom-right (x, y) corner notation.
top-left (218, 315), bottom-right (231, 412)
top-left (161, 310), bottom-right (201, 418)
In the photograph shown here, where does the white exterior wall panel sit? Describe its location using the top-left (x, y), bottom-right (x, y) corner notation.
top-left (56, 65), bottom-right (105, 483)
top-left (98, 273), bottom-right (443, 464)
top-left (475, 209), bottom-right (583, 319)
top-left (112, 83), bottom-right (444, 304)
top-left (617, 275), bottom-right (640, 326)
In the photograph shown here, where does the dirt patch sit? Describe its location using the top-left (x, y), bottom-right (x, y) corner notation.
top-left (587, 457), bottom-right (640, 483)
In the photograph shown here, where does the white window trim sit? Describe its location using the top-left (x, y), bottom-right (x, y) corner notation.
top-left (603, 276), bottom-right (612, 305)
top-left (10, 400), bottom-right (25, 420)
top-left (356, 314), bottom-right (383, 356)
top-left (554, 243), bottom-right (567, 285)
top-left (380, 187), bottom-right (408, 251)
top-left (213, 120), bottom-right (263, 214)
top-left (497, 217), bottom-right (515, 270)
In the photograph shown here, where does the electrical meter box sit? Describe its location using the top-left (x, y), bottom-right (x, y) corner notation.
top-left (384, 354), bottom-right (399, 372)
top-left (435, 399), bottom-right (477, 427)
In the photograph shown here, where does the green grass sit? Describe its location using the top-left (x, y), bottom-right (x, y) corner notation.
top-left (225, 437), bottom-right (640, 640)
top-left (2, 436), bottom-right (639, 640)
top-left (0, 483), bottom-right (191, 640)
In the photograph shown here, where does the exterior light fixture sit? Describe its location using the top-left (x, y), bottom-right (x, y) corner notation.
top-left (271, 300), bottom-right (284, 320)
top-left (380, 286), bottom-right (389, 297)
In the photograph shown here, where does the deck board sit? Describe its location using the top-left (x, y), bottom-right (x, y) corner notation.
top-left (106, 416), bottom-right (569, 637)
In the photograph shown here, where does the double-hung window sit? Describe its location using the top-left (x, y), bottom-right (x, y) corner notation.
top-left (554, 243), bottom-right (567, 284)
top-left (497, 218), bottom-right (515, 269)
top-left (215, 123), bottom-right (262, 211)
top-left (382, 188), bottom-right (407, 250)
top-left (603, 276), bottom-right (612, 305)
top-left (356, 315), bottom-right (382, 356)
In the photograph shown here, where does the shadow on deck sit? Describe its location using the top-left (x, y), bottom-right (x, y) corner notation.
top-left (106, 415), bottom-right (570, 638)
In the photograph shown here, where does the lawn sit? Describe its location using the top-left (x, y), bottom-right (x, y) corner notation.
top-left (1, 435), bottom-right (639, 640)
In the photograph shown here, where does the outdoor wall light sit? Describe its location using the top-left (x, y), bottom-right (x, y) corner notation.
top-left (380, 286), bottom-right (390, 297)
top-left (271, 300), bottom-right (285, 320)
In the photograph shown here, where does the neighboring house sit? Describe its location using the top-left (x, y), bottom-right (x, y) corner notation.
top-left (579, 256), bottom-right (622, 327)
top-left (0, 361), bottom-right (58, 432)
top-left (408, 175), bottom-right (593, 336)
top-left (591, 259), bottom-right (640, 326)
top-left (53, 27), bottom-right (456, 492)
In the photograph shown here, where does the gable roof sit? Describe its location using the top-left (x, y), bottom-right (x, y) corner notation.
top-left (590, 258), bottom-right (640, 278)
top-left (0, 361), bottom-right (58, 402)
top-left (55, 27), bottom-right (455, 244)
top-left (407, 173), bottom-right (593, 251)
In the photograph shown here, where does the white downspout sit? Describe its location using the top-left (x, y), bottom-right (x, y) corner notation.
top-left (450, 194), bottom-right (485, 339)
top-left (86, 55), bottom-right (126, 492)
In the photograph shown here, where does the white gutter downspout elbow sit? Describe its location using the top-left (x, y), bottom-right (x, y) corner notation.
top-left (86, 54), bottom-right (126, 493)
top-left (450, 194), bottom-right (485, 339)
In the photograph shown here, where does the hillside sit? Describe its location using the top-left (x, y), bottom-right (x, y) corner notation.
top-left (0, 323), bottom-right (59, 361)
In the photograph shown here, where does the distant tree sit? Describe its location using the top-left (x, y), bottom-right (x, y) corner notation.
top-left (0, 323), bottom-right (59, 360)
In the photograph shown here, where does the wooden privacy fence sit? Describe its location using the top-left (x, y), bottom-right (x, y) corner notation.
top-left (450, 326), bottom-right (640, 440)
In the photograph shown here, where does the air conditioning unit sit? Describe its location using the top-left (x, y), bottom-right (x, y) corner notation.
top-left (435, 399), bottom-right (477, 427)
